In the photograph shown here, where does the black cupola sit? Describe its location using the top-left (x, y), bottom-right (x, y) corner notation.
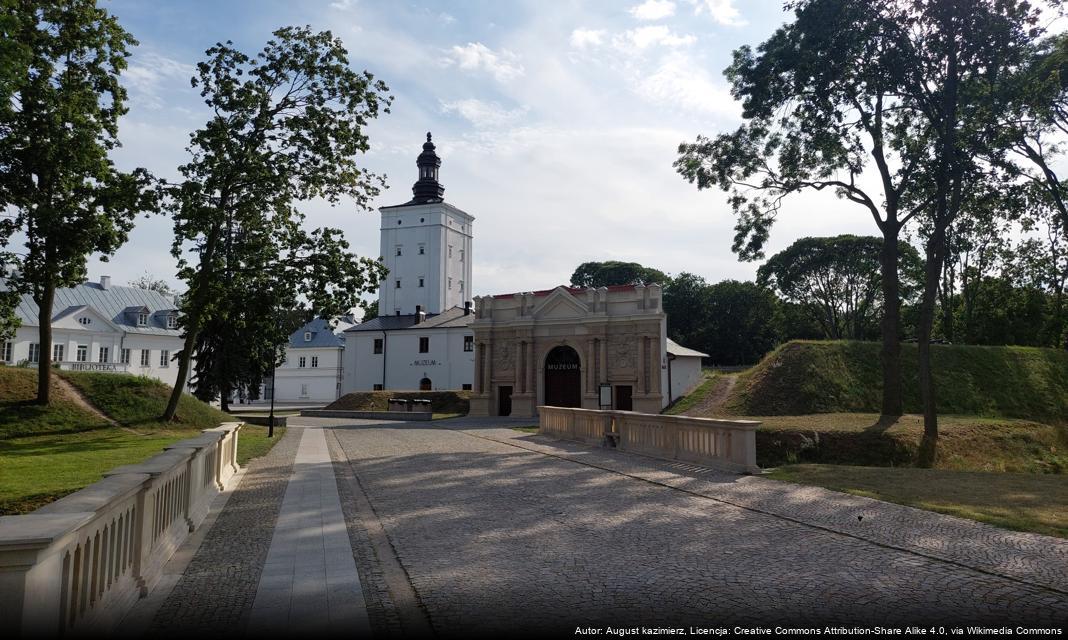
top-left (411, 132), bottom-right (445, 204)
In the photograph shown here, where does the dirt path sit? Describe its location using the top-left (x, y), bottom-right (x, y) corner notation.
top-left (53, 375), bottom-right (119, 426)
top-left (681, 373), bottom-right (738, 417)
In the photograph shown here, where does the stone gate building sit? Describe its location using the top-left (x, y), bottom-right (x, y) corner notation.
top-left (468, 284), bottom-right (670, 417)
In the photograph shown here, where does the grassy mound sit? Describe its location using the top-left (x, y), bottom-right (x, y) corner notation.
top-left (729, 340), bottom-right (1068, 421)
top-left (327, 390), bottom-right (471, 414)
top-left (0, 366), bottom-right (111, 438)
top-left (59, 370), bottom-right (230, 429)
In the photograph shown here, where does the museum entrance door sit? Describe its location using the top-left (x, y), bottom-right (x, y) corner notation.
top-left (544, 346), bottom-right (582, 408)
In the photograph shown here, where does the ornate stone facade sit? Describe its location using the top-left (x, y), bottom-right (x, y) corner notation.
top-left (468, 284), bottom-right (668, 417)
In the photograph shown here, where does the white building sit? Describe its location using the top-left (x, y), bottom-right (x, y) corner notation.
top-left (2, 275), bottom-right (187, 387)
top-left (269, 316), bottom-right (355, 403)
top-left (666, 338), bottom-right (708, 403)
top-left (341, 132), bottom-right (476, 392)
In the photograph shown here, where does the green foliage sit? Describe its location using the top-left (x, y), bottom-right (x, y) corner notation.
top-left (127, 272), bottom-right (175, 297)
top-left (758, 236), bottom-right (923, 340)
top-left (361, 299), bottom-right (379, 322)
top-left (164, 26), bottom-right (392, 416)
top-left (0, 0), bottom-right (155, 401)
top-left (731, 340), bottom-right (1068, 421)
top-left (663, 275), bottom-right (781, 365)
top-left (569, 261), bottom-right (670, 288)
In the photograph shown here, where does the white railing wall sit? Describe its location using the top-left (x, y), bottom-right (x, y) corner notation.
top-left (539, 407), bottom-right (760, 474)
top-left (0, 423), bottom-right (242, 637)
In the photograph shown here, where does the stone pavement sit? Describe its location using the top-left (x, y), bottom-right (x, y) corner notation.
top-left (246, 426), bottom-right (371, 635)
top-left (324, 417), bottom-right (1068, 635)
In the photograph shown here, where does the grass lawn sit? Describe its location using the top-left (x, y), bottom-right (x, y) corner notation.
top-left (237, 425), bottom-right (286, 466)
top-left (512, 426), bottom-right (539, 433)
top-left (0, 427), bottom-right (199, 515)
top-left (60, 370), bottom-right (231, 429)
top-left (767, 464), bottom-right (1068, 539)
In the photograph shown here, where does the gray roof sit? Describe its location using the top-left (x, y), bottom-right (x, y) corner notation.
top-left (11, 280), bottom-right (180, 336)
top-left (667, 338), bottom-right (708, 358)
top-left (288, 317), bottom-right (353, 349)
top-left (347, 306), bottom-right (474, 332)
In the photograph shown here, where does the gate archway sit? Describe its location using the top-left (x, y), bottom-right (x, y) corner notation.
top-left (419, 377), bottom-right (432, 391)
top-left (544, 346), bottom-right (582, 408)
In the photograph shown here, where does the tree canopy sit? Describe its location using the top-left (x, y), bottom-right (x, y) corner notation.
top-left (569, 261), bottom-right (670, 288)
top-left (161, 26), bottom-right (391, 419)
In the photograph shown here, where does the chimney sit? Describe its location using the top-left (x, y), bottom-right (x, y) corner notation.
top-left (100, 275), bottom-right (111, 290)
top-left (415, 305), bottom-right (422, 324)
top-left (464, 300), bottom-right (472, 315)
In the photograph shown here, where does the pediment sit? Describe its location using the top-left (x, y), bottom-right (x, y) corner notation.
top-left (532, 288), bottom-right (589, 320)
top-left (52, 305), bottom-right (121, 332)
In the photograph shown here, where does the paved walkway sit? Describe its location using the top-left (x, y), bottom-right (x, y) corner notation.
top-left (247, 426), bottom-right (370, 636)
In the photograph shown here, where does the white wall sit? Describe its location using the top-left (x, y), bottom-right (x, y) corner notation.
top-left (669, 356), bottom-right (704, 403)
top-left (346, 327), bottom-right (474, 392)
top-left (273, 346), bottom-right (344, 402)
top-left (378, 203), bottom-right (474, 316)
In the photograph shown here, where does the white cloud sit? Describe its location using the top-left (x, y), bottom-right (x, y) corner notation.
top-left (124, 52), bottom-right (196, 110)
top-left (441, 42), bottom-right (525, 82)
top-left (612, 25), bottom-right (696, 50)
top-left (629, 0), bottom-right (676, 21)
top-left (440, 99), bottom-right (528, 129)
top-left (634, 51), bottom-right (738, 117)
top-left (439, 12), bottom-right (457, 25)
top-left (569, 28), bottom-right (606, 48)
top-left (688, 0), bottom-right (746, 27)
top-left (330, 0), bottom-right (356, 10)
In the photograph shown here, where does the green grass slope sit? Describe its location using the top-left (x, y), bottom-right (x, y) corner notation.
top-left (327, 390), bottom-right (471, 414)
top-left (0, 367), bottom-right (111, 438)
top-left (728, 340), bottom-right (1068, 421)
top-left (59, 370), bottom-right (230, 429)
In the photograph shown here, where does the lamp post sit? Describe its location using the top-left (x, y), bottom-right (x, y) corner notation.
top-left (268, 371), bottom-right (277, 438)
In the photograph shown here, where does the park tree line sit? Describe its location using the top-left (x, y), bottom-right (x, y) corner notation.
top-left (675, 0), bottom-right (1068, 464)
top-left (0, 1), bottom-right (389, 415)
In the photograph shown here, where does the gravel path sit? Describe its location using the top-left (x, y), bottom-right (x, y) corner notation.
top-left (680, 373), bottom-right (737, 417)
top-left (326, 418), bottom-right (1068, 635)
top-left (145, 428), bottom-right (300, 637)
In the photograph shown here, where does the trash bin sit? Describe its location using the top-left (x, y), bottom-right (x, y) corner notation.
top-left (387, 398), bottom-right (407, 412)
top-left (411, 399), bottom-right (432, 413)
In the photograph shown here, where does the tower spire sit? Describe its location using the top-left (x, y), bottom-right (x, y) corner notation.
top-left (411, 131), bottom-right (445, 204)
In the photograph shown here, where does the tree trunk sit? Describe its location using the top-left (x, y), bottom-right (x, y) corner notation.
top-left (35, 280), bottom-right (55, 405)
top-left (916, 227), bottom-right (946, 468)
top-left (879, 228), bottom-right (903, 417)
top-left (163, 329), bottom-right (197, 421)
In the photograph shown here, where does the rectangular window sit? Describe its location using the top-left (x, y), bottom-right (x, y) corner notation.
top-left (373, 338), bottom-right (383, 354)
top-left (121, 348), bottom-right (130, 364)
top-left (98, 347), bottom-right (109, 363)
top-left (396, 245), bottom-right (402, 256)
top-left (137, 313), bottom-right (148, 327)
top-left (160, 350), bottom-right (170, 367)
top-left (462, 383), bottom-right (472, 391)
top-left (76, 345), bottom-right (88, 362)
top-left (448, 277), bottom-right (452, 290)
top-left (460, 249), bottom-right (464, 262)
top-left (298, 356), bottom-right (306, 368)
top-left (395, 279), bottom-right (401, 289)
top-left (311, 356), bottom-right (318, 368)
top-left (418, 277), bottom-right (424, 288)
top-left (448, 245), bottom-right (453, 258)
top-left (373, 383), bottom-right (384, 391)
top-left (167, 315), bottom-right (177, 329)
top-left (459, 280), bottom-right (464, 293)
top-left (419, 337), bottom-right (429, 353)
top-left (28, 343), bottom-right (40, 363)
top-left (463, 335), bottom-right (473, 352)
top-left (2, 341), bottom-right (11, 363)
top-left (53, 344), bottom-right (64, 362)
top-left (140, 349), bottom-right (150, 367)
top-left (418, 244), bottom-right (425, 255)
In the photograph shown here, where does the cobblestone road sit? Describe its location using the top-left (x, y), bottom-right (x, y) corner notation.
top-left (326, 418), bottom-right (1068, 636)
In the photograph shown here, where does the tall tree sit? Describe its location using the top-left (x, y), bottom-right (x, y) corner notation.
top-left (0, 0), bottom-right (152, 403)
top-left (675, 0), bottom-right (931, 417)
top-left (758, 235), bottom-right (923, 340)
top-left (128, 272), bottom-right (175, 297)
top-left (569, 261), bottom-right (670, 288)
top-left (162, 27), bottom-right (390, 420)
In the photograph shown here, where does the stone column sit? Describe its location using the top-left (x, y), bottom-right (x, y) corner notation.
top-left (474, 343), bottom-right (483, 394)
top-left (526, 341), bottom-right (535, 398)
top-left (638, 335), bottom-right (647, 395)
top-left (515, 340), bottom-right (524, 393)
top-left (586, 339), bottom-right (595, 394)
top-left (598, 337), bottom-right (607, 384)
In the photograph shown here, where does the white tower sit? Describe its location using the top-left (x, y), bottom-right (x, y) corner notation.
top-left (378, 133), bottom-right (474, 316)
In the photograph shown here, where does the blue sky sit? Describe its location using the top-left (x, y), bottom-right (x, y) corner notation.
top-left (90, 0), bottom-right (878, 301)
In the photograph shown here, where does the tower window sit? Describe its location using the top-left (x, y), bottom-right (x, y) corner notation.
top-left (459, 280), bottom-right (464, 293)
top-left (396, 245), bottom-right (402, 256)
top-left (419, 277), bottom-right (424, 288)
top-left (397, 220), bottom-right (402, 225)
top-left (448, 277), bottom-right (452, 290)
top-left (418, 244), bottom-right (425, 255)
top-left (448, 245), bottom-right (453, 258)
top-left (460, 249), bottom-right (464, 262)
top-left (396, 279), bottom-right (401, 289)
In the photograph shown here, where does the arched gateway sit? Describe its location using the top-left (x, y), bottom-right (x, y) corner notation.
top-left (544, 346), bottom-right (582, 408)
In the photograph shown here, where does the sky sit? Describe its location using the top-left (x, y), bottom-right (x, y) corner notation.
top-left (86, 0), bottom-right (882, 302)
